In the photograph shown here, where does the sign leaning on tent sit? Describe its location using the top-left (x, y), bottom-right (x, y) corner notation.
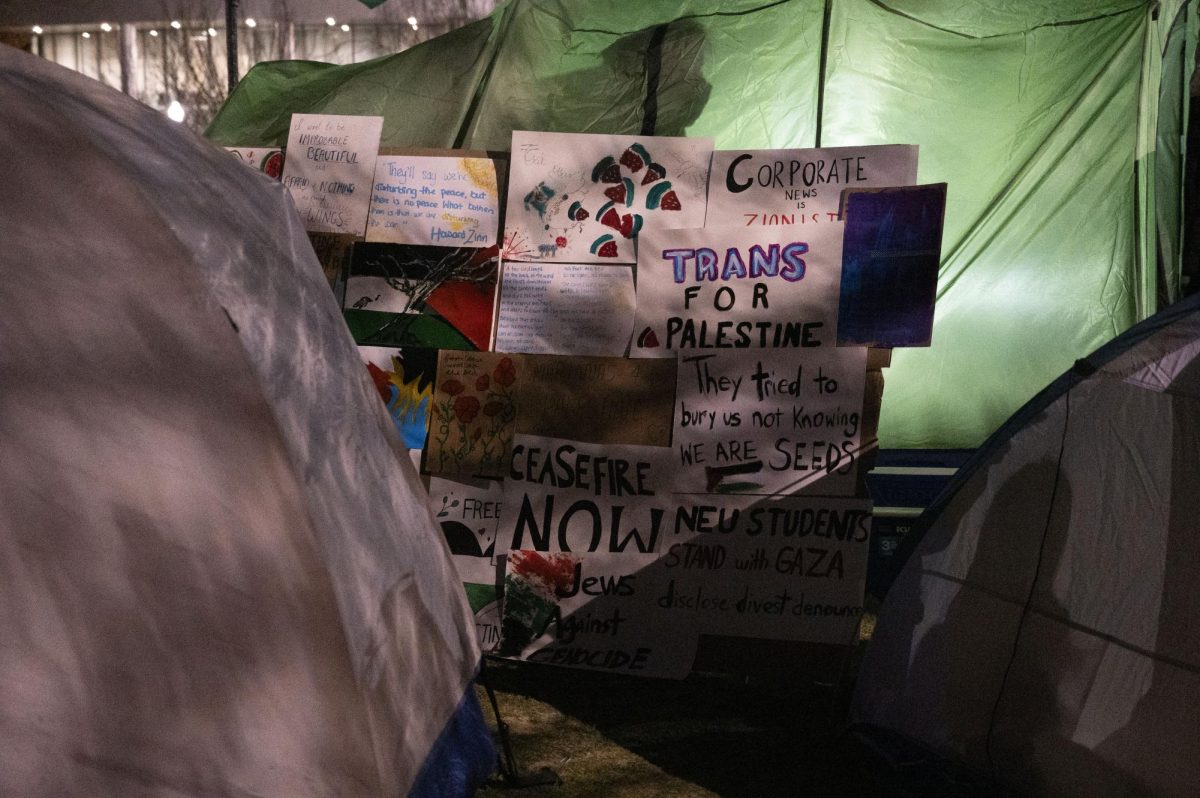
top-left (231, 121), bottom-right (943, 677)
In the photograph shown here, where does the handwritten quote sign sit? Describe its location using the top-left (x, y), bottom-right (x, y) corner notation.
top-left (282, 113), bottom-right (382, 235)
top-left (494, 262), bottom-right (635, 355)
top-left (367, 155), bottom-right (498, 247)
top-left (672, 348), bottom-right (866, 497)
top-left (706, 144), bottom-right (918, 227)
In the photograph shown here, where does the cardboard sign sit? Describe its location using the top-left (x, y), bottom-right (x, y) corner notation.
top-left (366, 155), bottom-right (499, 247)
top-left (503, 131), bottom-right (713, 264)
top-left (494, 262), bottom-right (635, 355)
top-left (631, 223), bottom-right (844, 358)
top-left (706, 144), bottom-right (918, 227)
top-left (516, 355), bottom-right (676, 447)
top-left (282, 113), bottom-right (382, 235)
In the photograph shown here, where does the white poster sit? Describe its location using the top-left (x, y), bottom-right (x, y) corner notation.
top-left (366, 155), bottom-right (499, 247)
top-left (494, 262), bottom-right (635, 356)
top-left (502, 131), bottom-right (713, 264)
top-left (494, 436), bottom-right (873, 672)
top-left (672, 347), bottom-right (867, 497)
top-left (631, 222), bottom-right (845, 358)
top-left (654, 494), bottom-right (872, 645)
top-left (429, 475), bottom-right (505, 652)
top-left (282, 113), bottom-right (383, 235)
top-left (706, 144), bottom-right (918, 227)
top-left (496, 435), bottom-right (697, 677)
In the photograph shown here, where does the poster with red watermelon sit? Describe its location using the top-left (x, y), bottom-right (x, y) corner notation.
top-left (502, 131), bottom-right (713, 264)
top-left (224, 146), bottom-right (284, 180)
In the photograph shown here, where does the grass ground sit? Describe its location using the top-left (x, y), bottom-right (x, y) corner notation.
top-left (474, 655), bottom-right (996, 798)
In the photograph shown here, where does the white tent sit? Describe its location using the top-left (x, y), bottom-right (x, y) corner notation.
top-left (853, 293), bottom-right (1200, 795)
top-left (0, 45), bottom-right (492, 796)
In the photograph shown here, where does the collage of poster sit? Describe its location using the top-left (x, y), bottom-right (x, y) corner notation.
top-left (233, 117), bottom-right (945, 677)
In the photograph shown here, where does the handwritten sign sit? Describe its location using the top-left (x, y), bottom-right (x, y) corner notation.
top-left (515, 355), bottom-right (676, 447)
top-left (497, 435), bottom-right (697, 676)
top-left (706, 144), bottom-right (918, 227)
top-left (672, 347), bottom-right (867, 497)
top-left (503, 131), bottom-right (712, 264)
top-left (366, 156), bottom-right (499, 247)
top-left (494, 434), bottom-right (873, 673)
top-left (282, 113), bottom-right (382, 235)
top-left (651, 493), bottom-right (872, 645)
top-left (631, 223), bottom-right (844, 358)
top-left (494, 262), bottom-right (635, 355)
top-left (427, 351), bottom-right (519, 478)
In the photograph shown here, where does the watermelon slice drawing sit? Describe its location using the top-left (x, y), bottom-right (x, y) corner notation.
top-left (260, 151), bottom-right (284, 180)
top-left (617, 213), bottom-right (643, 239)
top-left (568, 200), bottom-right (589, 222)
top-left (591, 155), bottom-right (622, 184)
top-left (604, 177), bottom-right (635, 206)
top-left (641, 162), bottom-right (666, 185)
top-left (590, 234), bottom-right (619, 258)
top-left (646, 181), bottom-right (681, 211)
top-left (636, 327), bottom-right (660, 348)
top-left (590, 155), bottom-right (617, 183)
top-left (597, 201), bottom-right (622, 230)
top-left (619, 143), bottom-right (653, 173)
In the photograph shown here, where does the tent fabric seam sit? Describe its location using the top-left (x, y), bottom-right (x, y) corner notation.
top-left (983, 388), bottom-right (1072, 776)
top-left (864, 0), bottom-right (1147, 40)
top-left (569, 0), bottom-right (795, 36)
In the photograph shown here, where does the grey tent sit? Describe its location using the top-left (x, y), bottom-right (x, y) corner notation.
top-left (853, 292), bottom-right (1200, 795)
top-left (0, 46), bottom-right (492, 796)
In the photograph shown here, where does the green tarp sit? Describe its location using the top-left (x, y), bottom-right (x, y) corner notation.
top-left (207, 0), bottom-right (1197, 450)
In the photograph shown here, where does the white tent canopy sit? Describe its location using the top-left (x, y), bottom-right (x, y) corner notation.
top-left (0, 45), bottom-right (491, 796)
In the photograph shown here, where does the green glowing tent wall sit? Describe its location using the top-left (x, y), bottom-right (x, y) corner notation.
top-left (206, 0), bottom-right (1198, 450)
